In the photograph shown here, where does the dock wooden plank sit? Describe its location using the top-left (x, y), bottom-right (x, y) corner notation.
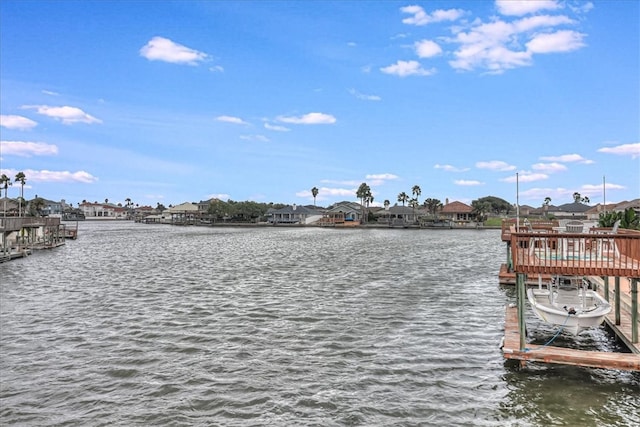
top-left (502, 306), bottom-right (640, 371)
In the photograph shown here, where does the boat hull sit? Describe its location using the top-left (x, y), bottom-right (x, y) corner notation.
top-left (527, 287), bottom-right (611, 335)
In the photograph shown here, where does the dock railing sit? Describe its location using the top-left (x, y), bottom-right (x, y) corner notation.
top-left (501, 219), bottom-right (558, 242)
top-left (510, 230), bottom-right (640, 277)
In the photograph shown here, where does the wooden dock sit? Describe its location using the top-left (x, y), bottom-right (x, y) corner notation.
top-left (502, 305), bottom-right (640, 371)
top-left (500, 220), bottom-right (640, 370)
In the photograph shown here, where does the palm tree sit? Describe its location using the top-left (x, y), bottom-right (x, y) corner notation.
top-left (311, 187), bottom-right (319, 206)
top-left (543, 197), bottom-right (552, 218)
top-left (30, 197), bottom-right (46, 216)
top-left (409, 198), bottom-right (419, 223)
top-left (356, 182), bottom-right (372, 224)
top-left (14, 172), bottom-right (26, 217)
top-left (471, 200), bottom-right (492, 224)
top-left (572, 192), bottom-right (581, 203)
top-left (1, 174), bottom-right (11, 219)
top-left (397, 192), bottom-right (409, 206)
top-left (423, 198), bottom-right (443, 217)
top-left (412, 185), bottom-right (421, 204)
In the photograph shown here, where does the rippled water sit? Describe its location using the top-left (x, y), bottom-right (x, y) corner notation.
top-left (1, 221), bottom-right (638, 426)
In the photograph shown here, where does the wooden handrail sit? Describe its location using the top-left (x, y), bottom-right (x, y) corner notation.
top-left (510, 231), bottom-right (640, 278)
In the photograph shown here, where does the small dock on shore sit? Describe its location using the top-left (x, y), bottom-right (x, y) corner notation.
top-left (499, 219), bottom-right (640, 371)
top-left (1, 216), bottom-right (66, 262)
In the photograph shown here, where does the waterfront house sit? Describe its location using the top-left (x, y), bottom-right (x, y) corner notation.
top-left (585, 199), bottom-right (640, 221)
top-left (39, 198), bottom-right (68, 217)
top-left (551, 202), bottom-right (592, 220)
top-left (268, 204), bottom-right (322, 224)
top-left (167, 202), bottom-right (199, 224)
top-left (374, 204), bottom-right (418, 226)
top-left (320, 201), bottom-right (363, 225)
top-left (440, 201), bottom-right (475, 224)
top-left (80, 202), bottom-right (128, 219)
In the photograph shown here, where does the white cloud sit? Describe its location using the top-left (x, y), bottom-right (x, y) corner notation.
top-left (365, 173), bottom-right (399, 181)
top-left (502, 172), bottom-right (549, 183)
top-left (582, 182), bottom-right (625, 194)
top-left (380, 60), bottom-right (436, 77)
top-left (0, 115), bottom-right (38, 130)
top-left (597, 142), bottom-right (640, 159)
top-left (526, 30), bottom-right (586, 53)
top-left (539, 153), bottom-right (593, 163)
top-left (496, 0), bottom-right (561, 16)
top-left (313, 187), bottom-right (355, 197)
top-left (0, 141), bottom-right (58, 157)
top-left (240, 134), bottom-right (270, 142)
top-left (276, 112), bottom-right (336, 125)
top-left (42, 90), bottom-right (60, 96)
top-left (1, 168), bottom-right (97, 183)
top-left (216, 115), bottom-right (249, 125)
top-left (401, 5), bottom-right (465, 26)
top-left (348, 89), bottom-right (381, 101)
top-left (140, 36), bottom-right (208, 65)
top-left (454, 179), bottom-right (483, 186)
top-left (209, 65), bottom-right (224, 72)
top-left (24, 105), bottom-right (101, 125)
top-left (447, 10), bottom-right (587, 73)
top-left (415, 40), bottom-right (443, 58)
top-left (476, 160), bottom-right (516, 171)
top-left (365, 173), bottom-right (399, 186)
top-left (264, 123), bottom-right (290, 132)
top-left (434, 164), bottom-right (470, 172)
top-left (531, 162), bottom-right (567, 173)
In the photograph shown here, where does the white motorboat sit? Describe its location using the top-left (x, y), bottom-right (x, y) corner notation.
top-left (527, 276), bottom-right (612, 335)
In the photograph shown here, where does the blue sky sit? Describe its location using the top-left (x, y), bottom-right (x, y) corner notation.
top-left (1, 0), bottom-right (638, 209)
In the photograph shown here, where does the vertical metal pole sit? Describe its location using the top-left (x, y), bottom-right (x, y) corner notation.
top-left (631, 279), bottom-right (638, 344)
top-left (517, 273), bottom-right (527, 351)
top-left (603, 276), bottom-right (609, 302)
top-left (515, 173), bottom-right (519, 232)
top-left (615, 276), bottom-right (621, 326)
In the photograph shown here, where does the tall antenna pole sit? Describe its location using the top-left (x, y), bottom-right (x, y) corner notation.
top-left (516, 172), bottom-right (520, 232)
top-left (603, 175), bottom-right (606, 213)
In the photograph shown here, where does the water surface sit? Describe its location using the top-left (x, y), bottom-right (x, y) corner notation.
top-left (1, 222), bottom-right (638, 426)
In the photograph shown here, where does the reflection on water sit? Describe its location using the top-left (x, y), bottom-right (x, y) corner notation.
top-left (1, 222), bottom-right (638, 426)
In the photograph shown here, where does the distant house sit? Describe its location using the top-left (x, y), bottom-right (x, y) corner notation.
top-left (585, 199), bottom-right (640, 221)
top-left (321, 201), bottom-right (363, 225)
top-left (80, 202), bottom-right (128, 219)
top-left (440, 201), bottom-right (475, 223)
top-left (40, 198), bottom-right (66, 216)
top-left (197, 198), bottom-right (219, 216)
top-left (517, 204), bottom-right (536, 217)
top-left (268, 204), bottom-right (322, 224)
top-left (133, 205), bottom-right (155, 220)
top-left (167, 202), bottom-right (199, 224)
top-left (552, 202), bottom-right (592, 220)
top-left (374, 204), bottom-right (417, 225)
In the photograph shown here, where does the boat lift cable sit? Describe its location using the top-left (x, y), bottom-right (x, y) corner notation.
top-left (526, 312), bottom-right (573, 352)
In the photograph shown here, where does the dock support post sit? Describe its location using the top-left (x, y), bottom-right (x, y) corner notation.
top-left (517, 273), bottom-right (527, 351)
top-left (603, 276), bottom-right (609, 302)
top-left (615, 277), bottom-right (621, 326)
top-left (632, 279), bottom-right (638, 344)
